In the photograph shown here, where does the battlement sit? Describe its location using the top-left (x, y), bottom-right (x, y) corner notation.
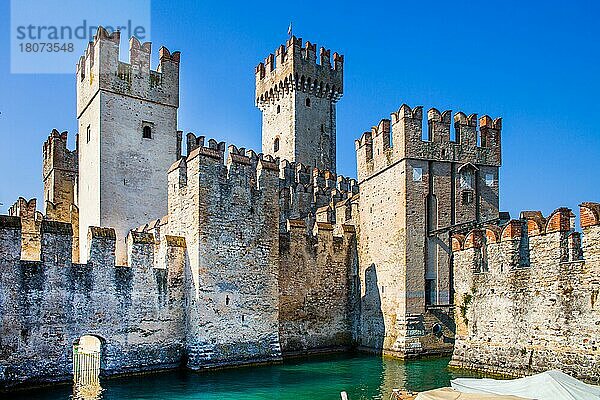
top-left (451, 203), bottom-right (600, 380)
top-left (279, 160), bottom-right (358, 194)
top-left (278, 160), bottom-right (358, 231)
top-left (255, 36), bottom-right (343, 108)
top-left (42, 129), bottom-right (78, 224)
top-left (281, 218), bottom-right (356, 250)
top-left (42, 129), bottom-right (77, 179)
top-left (356, 104), bottom-right (502, 182)
top-left (8, 197), bottom-right (43, 261)
top-left (0, 216), bottom-right (187, 385)
top-left (451, 205), bottom-right (597, 273)
top-left (76, 27), bottom-right (180, 116)
top-left (8, 197), bottom-right (42, 221)
top-left (580, 202), bottom-right (600, 228)
top-left (278, 217), bottom-right (357, 352)
top-left (0, 212), bottom-right (185, 270)
top-left (174, 133), bottom-right (279, 188)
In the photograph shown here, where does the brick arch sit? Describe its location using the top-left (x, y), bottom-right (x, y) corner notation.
top-left (485, 226), bottom-right (501, 244)
top-left (545, 208), bottom-right (573, 233)
top-left (580, 202), bottom-right (600, 228)
top-left (451, 234), bottom-right (465, 251)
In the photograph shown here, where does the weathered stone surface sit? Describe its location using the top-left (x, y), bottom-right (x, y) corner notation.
top-left (0, 224), bottom-right (186, 390)
top-left (7, 198), bottom-right (42, 261)
top-left (166, 140), bottom-right (283, 368)
top-left (278, 220), bottom-right (358, 353)
top-left (76, 28), bottom-right (181, 265)
top-left (10, 26), bottom-right (597, 393)
top-left (450, 206), bottom-right (600, 383)
top-left (355, 106), bottom-right (501, 357)
top-left (278, 160), bottom-right (358, 233)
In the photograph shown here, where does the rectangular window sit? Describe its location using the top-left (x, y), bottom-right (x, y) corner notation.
top-left (413, 167), bottom-right (423, 182)
top-left (462, 190), bottom-right (474, 205)
top-left (485, 173), bottom-right (495, 186)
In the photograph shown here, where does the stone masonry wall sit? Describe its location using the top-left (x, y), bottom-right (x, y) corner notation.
top-left (8, 198), bottom-right (42, 261)
top-left (354, 104), bottom-right (500, 358)
top-left (278, 219), bottom-right (358, 354)
top-left (0, 217), bottom-right (186, 390)
top-left (278, 159), bottom-right (358, 233)
top-left (167, 138), bottom-right (282, 369)
top-left (42, 130), bottom-right (78, 224)
top-left (450, 204), bottom-right (600, 384)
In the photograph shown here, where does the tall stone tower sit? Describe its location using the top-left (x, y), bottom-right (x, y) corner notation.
top-left (42, 129), bottom-right (78, 221)
top-left (355, 105), bottom-right (501, 356)
top-left (255, 36), bottom-right (343, 172)
top-left (76, 27), bottom-right (181, 264)
top-left (42, 129), bottom-right (80, 262)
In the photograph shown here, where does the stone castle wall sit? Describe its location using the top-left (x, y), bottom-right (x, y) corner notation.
top-left (7, 198), bottom-right (43, 261)
top-left (0, 217), bottom-right (186, 390)
top-left (10, 26), bottom-right (599, 393)
top-left (0, 134), bottom-right (359, 389)
top-left (354, 104), bottom-right (501, 358)
top-left (278, 159), bottom-right (358, 233)
top-left (42, 130), bottom-right (78, 224)
top-left (165, 137), bottom-right (283, 369)
top-left (450, 204), bottom-right (600, 383)
top-left (278, 219), bottom-right (358, 354)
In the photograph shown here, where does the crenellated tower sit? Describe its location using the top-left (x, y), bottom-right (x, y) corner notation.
top-left (42, 129), bottom-right (78, 221)
top-left (355, 104), bottom-right (502, 357)
top-left (76, 27), bottom-right (182, 264)
top-left (42, 129), bottom-right (80, 261)
top-left (255, 36), bottom-right (343, 172)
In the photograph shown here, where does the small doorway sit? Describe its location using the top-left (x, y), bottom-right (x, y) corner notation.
top-left (73, 335), bottom-right (102, 395)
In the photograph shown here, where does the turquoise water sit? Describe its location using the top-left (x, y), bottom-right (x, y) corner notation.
top-left (8, 353), bottom-right (482, 400)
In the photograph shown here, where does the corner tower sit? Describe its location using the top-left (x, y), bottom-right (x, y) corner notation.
top-left (355, 104), bottom-right (502, 357)
top-left (76, 27), bottom-right (181, 264)
top-left (255, 37), bottom-right (343, 172)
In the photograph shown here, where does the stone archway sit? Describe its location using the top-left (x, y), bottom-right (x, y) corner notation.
top-left (73, 335), bottom-right (102, 394)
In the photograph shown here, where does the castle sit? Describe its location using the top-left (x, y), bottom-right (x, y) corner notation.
top-left (0, 27), bottom-right (598, 390)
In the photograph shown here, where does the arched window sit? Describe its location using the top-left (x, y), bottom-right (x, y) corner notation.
top-left (273, 137), bottom-right (280, 153)
top-left (305, 98), bottom-right (311, 107)
top-left (143, 125), bottom-right (152, 139)
top-left (460, 168), bottom-right (474, 190)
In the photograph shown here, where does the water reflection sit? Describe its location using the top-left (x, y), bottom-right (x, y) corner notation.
top-left (9, 354), bottom-right (482, 400)
top-left (72, 382), bottom-right (104, 400)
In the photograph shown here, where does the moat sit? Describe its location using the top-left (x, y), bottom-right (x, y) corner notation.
top-left (7, 354), bottom-right (484, 400)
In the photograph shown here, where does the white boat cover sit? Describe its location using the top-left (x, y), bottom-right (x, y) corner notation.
top-left (450, 370), bottom-right (600, 400)
top-left (415, 387), bottom-right (528, 399)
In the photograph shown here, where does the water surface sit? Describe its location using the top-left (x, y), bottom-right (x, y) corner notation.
top-left (9, 353), bottom-right (483, 400)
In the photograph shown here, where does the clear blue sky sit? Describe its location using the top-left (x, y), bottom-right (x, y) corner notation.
top-left (0, 0), bottom-right (598, 221)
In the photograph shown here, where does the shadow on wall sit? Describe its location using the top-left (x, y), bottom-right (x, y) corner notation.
top-left (360, 264), bottom-right (385, 352)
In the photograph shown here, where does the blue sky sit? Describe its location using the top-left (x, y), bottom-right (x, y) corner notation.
top-left (0, 0), bottom-right (598, 221)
